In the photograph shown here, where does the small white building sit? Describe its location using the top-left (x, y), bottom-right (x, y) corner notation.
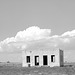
top-left (22, 49), bottom-right (64, 67)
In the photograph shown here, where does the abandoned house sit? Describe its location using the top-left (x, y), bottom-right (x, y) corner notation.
top-left (22, 49), bottom-right (64, 67)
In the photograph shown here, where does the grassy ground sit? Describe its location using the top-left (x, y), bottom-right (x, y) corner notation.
top-left (0, 63), bottom-right (75, 75)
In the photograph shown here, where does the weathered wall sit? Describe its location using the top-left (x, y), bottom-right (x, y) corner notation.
top-left (22, 49), bottom-right (64, 67)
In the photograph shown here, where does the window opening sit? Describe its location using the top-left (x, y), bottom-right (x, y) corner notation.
top-left (51, 55), bottom-right (55, 62)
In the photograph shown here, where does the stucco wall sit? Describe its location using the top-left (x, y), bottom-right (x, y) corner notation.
top-left (22, 49), bottom-right (64, 67)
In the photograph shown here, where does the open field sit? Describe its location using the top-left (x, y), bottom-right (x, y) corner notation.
top-left (0, 62), bottom-right (75, 75)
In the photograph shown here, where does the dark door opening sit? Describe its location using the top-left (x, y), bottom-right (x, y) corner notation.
top-left (43, 55), bottom-right (48, 65)
top-left (35, 56), bottom-right (39, 66)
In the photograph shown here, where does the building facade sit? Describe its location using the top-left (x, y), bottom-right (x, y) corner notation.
top-left (22, 49), bottom-right (64, 67)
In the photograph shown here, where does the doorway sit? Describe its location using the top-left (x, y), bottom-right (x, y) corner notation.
top-left (43, 55), bottom-right (48, 65)
top-left (35, 56), bottom-right (39, 66)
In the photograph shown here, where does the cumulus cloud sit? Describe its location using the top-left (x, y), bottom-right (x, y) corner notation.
top-left (0, 26), bottom-right (75, 52)
top-left (0, 26), bottom-right (51, 52)
top-left (15, 26), bottom-right (51, 41)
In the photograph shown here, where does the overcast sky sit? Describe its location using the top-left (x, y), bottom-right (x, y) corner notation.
top-left (0, 0), bottom-right (75, 62)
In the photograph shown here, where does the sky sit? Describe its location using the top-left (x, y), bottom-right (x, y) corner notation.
top-left (0, 0), bottom-right (75, 62)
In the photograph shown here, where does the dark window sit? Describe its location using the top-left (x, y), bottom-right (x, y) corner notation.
top-left (26, 56), bottom-right (30, 63)
top-left (51, 55), bottom-right (55, 62)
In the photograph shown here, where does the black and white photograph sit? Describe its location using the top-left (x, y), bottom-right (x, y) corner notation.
top-left (0, 0), bottom-right (75, 75)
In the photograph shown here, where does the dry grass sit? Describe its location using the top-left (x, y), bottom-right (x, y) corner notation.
top-left (0, 63), bottom-right (75, 75)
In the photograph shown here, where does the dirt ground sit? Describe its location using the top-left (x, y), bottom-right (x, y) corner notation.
top-left (0, 63), bottom-right (75, 75)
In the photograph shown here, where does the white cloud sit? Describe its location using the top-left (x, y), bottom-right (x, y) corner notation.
top-left (0, 37), bottom-right (15, 45)
top-left (0, 26), bottom-right (51, 52)
top-left (61, 30), bottom-right (75, 37)
top-left (0, 26), bottom-right (75, 52)
top-left (15, 26), bottom-right (51, 41)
